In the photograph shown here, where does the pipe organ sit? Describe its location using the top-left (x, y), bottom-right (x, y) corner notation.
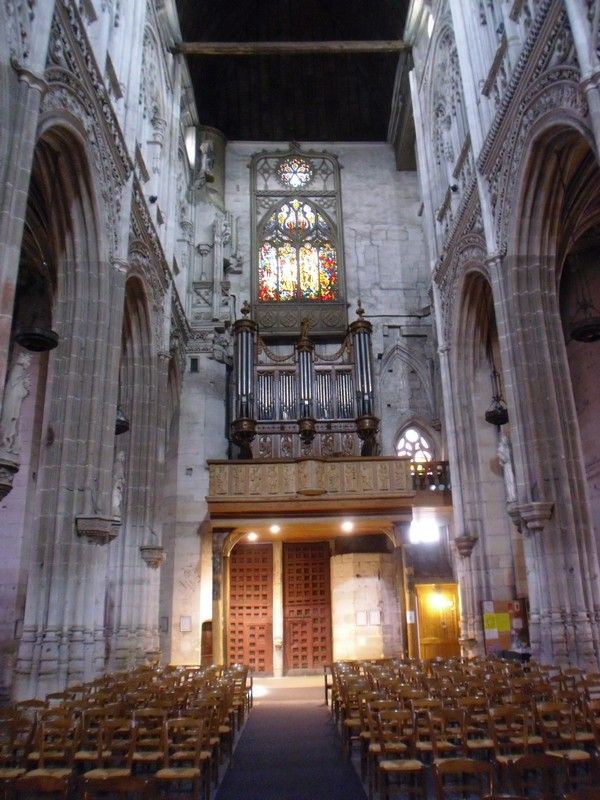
top-left (231, 303), bottom-right (379, 459)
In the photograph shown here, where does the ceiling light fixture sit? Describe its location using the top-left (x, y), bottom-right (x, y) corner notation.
top-left (247, 531), bottom-right (258, 542)
top-left (269, 524), bottom-right (281, 534)
top-left (341, 520), bottom-right (354, 533)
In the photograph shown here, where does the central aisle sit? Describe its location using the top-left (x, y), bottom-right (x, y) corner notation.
top-left (215, 678), bottom-right (367, 800)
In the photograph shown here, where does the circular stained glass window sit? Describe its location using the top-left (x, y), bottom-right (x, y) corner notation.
top-left (276, 157), bottom-right (313, 189)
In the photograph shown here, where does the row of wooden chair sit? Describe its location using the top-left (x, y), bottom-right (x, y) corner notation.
top-left (0, 662), bottom-right (252, 799)
top-left (330, 657), bottom-right (600, 800)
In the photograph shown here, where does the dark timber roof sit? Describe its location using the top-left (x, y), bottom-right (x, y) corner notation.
top-left (176, 0), bottom-right (410, 142)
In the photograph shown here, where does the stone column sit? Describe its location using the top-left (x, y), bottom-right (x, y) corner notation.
top-left (272, 541), bottom-right (284, 677)
top-left (0, 64), bottom-right (47, 395)
top-left (212, 531), bottom-right (228, 666)
top-left (564, 0), bottom-right (600, 154)
top-left (490, 252), bottom-right (600, 667)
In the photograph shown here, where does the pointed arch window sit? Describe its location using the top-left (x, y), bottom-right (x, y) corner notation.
top-left (258, 199), bottom-right (337, 303)
top-left (396, 427), bottom-right (434, 462)
top-left (251, 145), bottom-right (347, 338)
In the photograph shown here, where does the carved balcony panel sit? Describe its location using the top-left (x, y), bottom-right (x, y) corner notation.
top-left (207, 456), bottom-right (416, 522)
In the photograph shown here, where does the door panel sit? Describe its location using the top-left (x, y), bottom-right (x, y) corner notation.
top-left (228, 543), bottom-right (273, 673)
top-left (415, 583), bottom-right (460, 661)
top-left (283, 542), bottom-right (332, 671)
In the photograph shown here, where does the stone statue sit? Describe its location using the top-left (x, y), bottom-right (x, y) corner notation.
top-left (0, 352), bottom-right (32, 456)
top-left (112, 450), bottom-right (125, 517)
top-left (497, 433), bottom-right (516, 504)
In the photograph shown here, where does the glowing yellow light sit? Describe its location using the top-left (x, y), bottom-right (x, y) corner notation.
top-left (247, 532), bottom-right (258, 542)
top-left (341, 520), bottom-right (354, 533)
top-left (269, 524), bottom-right (281, 534)
top-left (428, 590), bottom-right (454, 612)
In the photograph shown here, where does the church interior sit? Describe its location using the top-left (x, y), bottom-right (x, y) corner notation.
top-left (1, 0), bottom-right (600, 716)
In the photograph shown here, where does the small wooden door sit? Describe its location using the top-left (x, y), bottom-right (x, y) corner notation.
top-left (415, 583), bottom-right (460, 660)
top-left (283, 542), bottom-right (332, 672)
top-left (228, 543), bottom-right (273, 673)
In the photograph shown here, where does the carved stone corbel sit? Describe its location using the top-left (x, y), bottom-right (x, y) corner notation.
top-left (140, 545), bottom-right (166, 569)
top-left (454, 534), bottom-right (479, 558)
top-left (515, 501), bottom-right (554, 534)
top-left (75, 515), bottom-right (118, 545)
top-left (0, 458), bottom-right (19, 501)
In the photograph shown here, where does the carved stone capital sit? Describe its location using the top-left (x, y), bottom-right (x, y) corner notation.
top-left (0, 457), bottom-right (19, 501)
top-left (140, 545), bottom-right (166, 569)
top-left (111, 257), bottom-right (129, 274)
top-left (76, 515), bottom-right (119, 545)
top-left (11, 59), bottom-right (48, 94)
top-left (580, 68), bottom-right (600, 94)
top-left (454, 534), bottom-right (478, 558)
top-left (506, 501), bottom-right (522, 532)
top-left (516, 501), bottom-right (554, 535)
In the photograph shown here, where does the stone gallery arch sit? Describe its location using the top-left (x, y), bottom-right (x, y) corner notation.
top-left (497, 117), bottom-right (600, 667)
top-left (451, 266), bottom-right (524, 654)
top-left (11, 122), bottom-right (122, 698)
top-left (106, 270), bottom-right (164, 670)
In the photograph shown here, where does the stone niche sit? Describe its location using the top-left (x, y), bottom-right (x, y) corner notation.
top-left (330, 552), bottom-right (401, 660)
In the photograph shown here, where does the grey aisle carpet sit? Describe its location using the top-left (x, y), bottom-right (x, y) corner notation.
top-left (215, 693), bottom-right (367, 800)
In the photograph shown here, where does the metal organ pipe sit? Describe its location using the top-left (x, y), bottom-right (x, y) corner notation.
top-left (231, 302), bottom-right (258, 458)
top-left (349, 302), bottom-right (378, 455)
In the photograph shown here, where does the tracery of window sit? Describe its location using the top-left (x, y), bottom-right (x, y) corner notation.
top-left (396, 427), bottom-right (433, 462)
top-left (258, 199), bottom-right (337, 303)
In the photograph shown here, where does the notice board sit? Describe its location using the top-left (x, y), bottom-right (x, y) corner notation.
top-left (482, 599), bottom-right (528, 654)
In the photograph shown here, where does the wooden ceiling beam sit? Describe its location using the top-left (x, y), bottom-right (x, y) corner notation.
top-left (175, 40), bottom-right (411, 56)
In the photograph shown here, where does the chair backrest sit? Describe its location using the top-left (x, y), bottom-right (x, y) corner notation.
top-left (434, 757), bottom-right (493, 800)
top-left (375, 707), bottom-right (416, 758)
top-left (32, 719), bottom-right (75, 769)
top-left (162, 717), bottom-right (205, 768)
top-left (97, 718), bottom-right (138, 768)
top-left (511, 752), bottom-right (565, 800)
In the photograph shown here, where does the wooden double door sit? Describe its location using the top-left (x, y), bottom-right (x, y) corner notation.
top-left (227, 541), bottom-right (332, 674)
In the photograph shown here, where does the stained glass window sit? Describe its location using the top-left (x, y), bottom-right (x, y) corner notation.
top-left (258, 199), bottom-right (338, 302)
top-left (277, 157), bottom-right (313, 188)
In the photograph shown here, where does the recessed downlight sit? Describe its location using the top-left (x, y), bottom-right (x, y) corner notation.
top-left (341, 520), bottom-right (354, 533)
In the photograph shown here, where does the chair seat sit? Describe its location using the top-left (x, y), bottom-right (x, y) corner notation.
top-left (74, 749), bottom-right (111, 760)
top-left (83, 767), bottom-right (132, 780)
top-left (369, 742), bottom-right (408, 755)
top-left (27, 750), bottom-right (66, 761)
top-left (22, 767), bottom-right (72, 778)
top-left (380, 758), bottom-right (424, 772)
top-left (467, 738), bottom-right (494, 749)
top-left (132, 750), bottom-right (163, 762)
top-left (0, 767), bottom-right (26, 779)
top-left (563, 732), bottom-right (595, 742)
top-left (155, 766), bottom-right (201, 780)
top-left (509, 735), bottom-right (543, 746)
top-left (546, 748), bottom-right (590, 761)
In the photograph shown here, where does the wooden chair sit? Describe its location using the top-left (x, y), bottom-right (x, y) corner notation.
top-left (490, 706), bottom-right (542, 791)
top-left (536, 701), bottom-right (593, 790)
top-left (131, 708), bottom-right (167, 770)
top-left (375, 708), bottom-right (426, 800)
top-left (434, 757), bottom-right (494, 800)
top-left (153, 717), bottom-right (211, 800)
top-left (80, 718), bottom-right (153, 799)
top-left (14, 719), bottom-right (74, 798)
top-left (511, 752), bottom-right (566, 800)
top-left (0, 717), bottom-right (32, 799)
